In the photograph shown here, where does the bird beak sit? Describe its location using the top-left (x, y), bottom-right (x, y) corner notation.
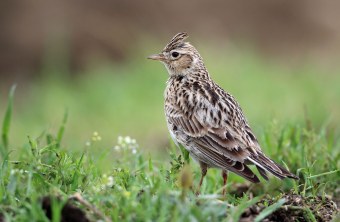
top-left (147, 53), bottom-right (165, 61)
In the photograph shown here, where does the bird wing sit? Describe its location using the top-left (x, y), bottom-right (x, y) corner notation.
top-left (165, 80), bottom-right (297, 180)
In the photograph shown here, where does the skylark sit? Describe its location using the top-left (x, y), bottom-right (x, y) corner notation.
top-left (148, 32), bottom-right (298, 195)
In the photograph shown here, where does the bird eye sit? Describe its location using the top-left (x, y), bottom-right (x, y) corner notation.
top-left (171, 51), bottom-right (179, 58)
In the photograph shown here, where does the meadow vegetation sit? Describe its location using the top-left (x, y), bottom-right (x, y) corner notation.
top-left (0, 50), bottom-right (339, 221)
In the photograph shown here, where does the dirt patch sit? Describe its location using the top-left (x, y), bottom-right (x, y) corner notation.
top-left (41, 196), bottom-right (90, 222)
top-left (240, 193), bottom-right (338, 222)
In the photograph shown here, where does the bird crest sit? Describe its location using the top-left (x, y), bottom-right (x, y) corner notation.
top-left (163, 32), bottom-right (189, 52)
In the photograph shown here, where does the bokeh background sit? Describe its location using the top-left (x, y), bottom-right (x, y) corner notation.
top-left (1, 0), bottom-right (340, 154)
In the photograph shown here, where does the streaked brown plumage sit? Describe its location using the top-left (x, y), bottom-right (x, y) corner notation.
top-left (148, 32), bottom-right (298, 195)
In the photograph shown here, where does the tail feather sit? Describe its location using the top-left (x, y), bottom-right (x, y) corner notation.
top-left (256, 165), bottom-right (269, 181)
top-left (275, 161), bottom-right (299, 179)
top-left (248, 153), bottom-right (298, 180)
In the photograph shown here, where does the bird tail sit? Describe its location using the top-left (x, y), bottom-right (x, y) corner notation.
top-left (248, 153), bottom-right (298, 180)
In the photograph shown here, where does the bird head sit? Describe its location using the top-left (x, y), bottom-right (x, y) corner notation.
top-left (148, 32), bottom-right (203, 77)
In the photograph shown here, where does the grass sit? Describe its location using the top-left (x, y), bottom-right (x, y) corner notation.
top-left (0, 85), bottom-right (339, 221)
top-left (0, 47), bottom-right (339, 220)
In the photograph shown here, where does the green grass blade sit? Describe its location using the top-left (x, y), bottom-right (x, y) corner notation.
top-left (228, 196), bottom-right (261, 222)
top-left (1, 84), bottom-right (16, 152)
top-left (56, 109), bottom-right (68, 148)
top-left (302, 207), bottom-right (317, 222)
top-left (179, 144), bottom-right (190, 164)
top-left (27, 135), bottom-right (37, 157)
top-left (307, 169), bottom-right (339, 179)
top-left (254, 198), bottom-right (286, 222)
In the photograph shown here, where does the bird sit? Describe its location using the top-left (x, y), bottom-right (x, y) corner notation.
top-left (147, 32), bottom-right (298, 195)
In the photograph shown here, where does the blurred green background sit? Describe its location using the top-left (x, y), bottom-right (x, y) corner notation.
top-left (1, 1), bottom-right (340, 155)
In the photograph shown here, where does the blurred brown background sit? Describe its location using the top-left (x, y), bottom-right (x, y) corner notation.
top-left (1, 0), bottom-right (340, 84)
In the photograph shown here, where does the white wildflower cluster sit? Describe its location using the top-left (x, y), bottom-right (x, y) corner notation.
top-left (10, 169), bottom-right (29, 175)
top-left (10, 168), bottom-right (29, 180)
top-left (92, 131), bottom-right (102, 141)
top-left (92, 173), bottom-right (114, 192)
top-left (113, 136), bottom-right (139, 155)
top-left (85, 131), bottom-right (102, 147)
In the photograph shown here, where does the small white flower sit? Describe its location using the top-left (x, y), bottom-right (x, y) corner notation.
top-left (114, 145), bottom-right (121, 151)
top-left (118, 136), bottom-right (123, 144)
top-left (125, 136), bottom-right (131, 144)
top-left (85, 141), bottom-right (91, 146)
top-left (132, 149), bottom-right (137, 154)
top-left (107, 176), bottom-right (114, 187)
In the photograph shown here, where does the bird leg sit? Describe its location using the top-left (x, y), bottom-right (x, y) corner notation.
top-left (196, 162), bottom-right (207, 195)
top-left (222, 170), bottom-right (228, 196)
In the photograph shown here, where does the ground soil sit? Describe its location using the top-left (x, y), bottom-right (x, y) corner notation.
top-left (230, 184), bottom-right (339, 222)
top-left (41, 196), bottom-right (90, 222)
